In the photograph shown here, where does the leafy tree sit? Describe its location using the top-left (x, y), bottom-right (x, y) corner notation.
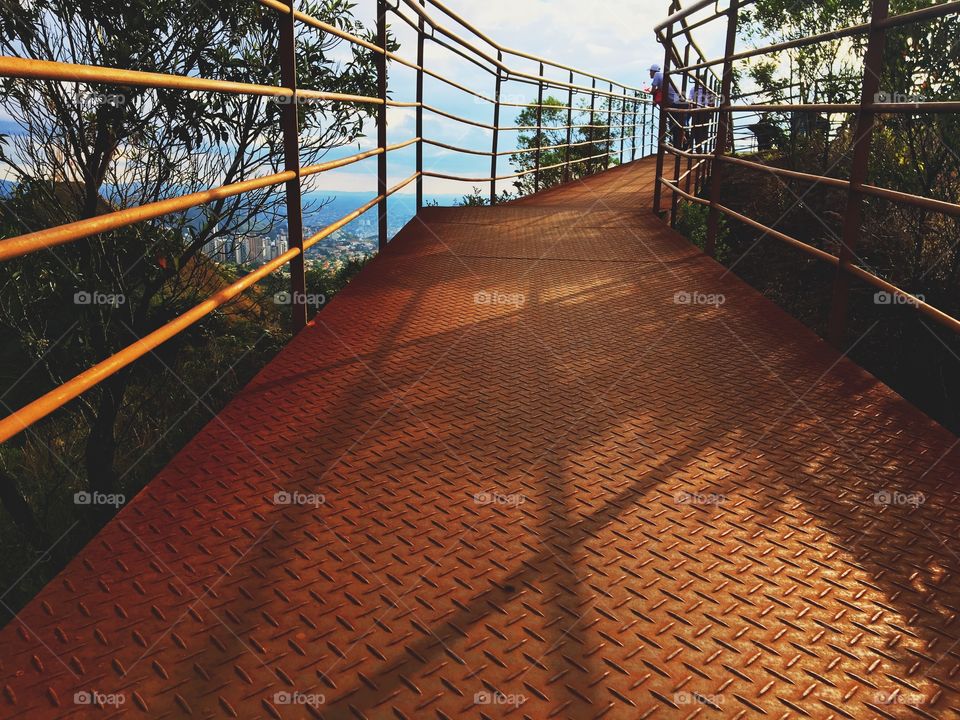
top-left (0, 0), bottom-right (387, 605)
top-left (508, 95), bottom-right (623, 195)
top-left (455, 186), bottom-right (514, 206)
top-left (698, 0), bottom-right (960, 432)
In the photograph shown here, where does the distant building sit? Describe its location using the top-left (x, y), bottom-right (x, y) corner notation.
top-left (245, 235), bottom-right (266, 264)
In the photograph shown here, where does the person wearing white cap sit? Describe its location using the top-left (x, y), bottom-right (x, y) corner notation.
top-left (648, 63), bottom-right (684, 148)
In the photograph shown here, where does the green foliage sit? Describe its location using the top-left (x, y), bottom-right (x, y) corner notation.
top-left (715, 0), bottom-right (960, 434)
top-left (675, 202), bottom-right (730, 262)
top-left (0, 0), bottom-right (383, 623)
top-left (455, 186), bottom-right (514, 206)
top-left (306, 256), bottom-right (371, 297)
top-left (508, 95), bottom-right (625, 195)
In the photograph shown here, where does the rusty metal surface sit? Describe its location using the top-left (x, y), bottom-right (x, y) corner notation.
top-left (2, 159), bottom-right (960, 719)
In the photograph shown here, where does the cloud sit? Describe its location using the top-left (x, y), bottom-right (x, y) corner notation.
top-left (303, 2), bottom-right (726, 195)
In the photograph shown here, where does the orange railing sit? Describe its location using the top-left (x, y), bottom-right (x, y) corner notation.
top-left (654, 0), bottom-right (960, 345)
top-left (0, 0), bottom-right (655, 443)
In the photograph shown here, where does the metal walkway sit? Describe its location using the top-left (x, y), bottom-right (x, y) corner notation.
top-left (2, 159), bottom-right (959, 719)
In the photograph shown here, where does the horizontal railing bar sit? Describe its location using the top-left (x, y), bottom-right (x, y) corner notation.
top-left (673, 1), bottom-right (960, 73)
top-left (844, 264), bottom-right (960, 333)
top-left (877, 0), bottom-right (960, 29)
top-left (0, 169), bottom-right (289, 261)
top-left (422, 103), bottom-right (496, 129)
top-left (424, 145), bottom-right (631, 183)
top-left (0, 246), bottom-right (297, 445)
top-left (858, 182), bottom-right (960, 217)
top-left (500, 72), bottom-right (653, 105)
top-left (398, 0), bottom-right (642, 102)
top-left (425, 133), bottom-right (645, 160)
top-left (265, 0), bottom-right (502, 106)
top-left (0, 139), bottom-right (419, 262)
top-left (391, 4), bottom-right (498, 77)
top-left (674, 24), bottom-right (869, 72)
top-left (664, 176), bottom-right (842, 264)
top-left (665, 145), bottom-right (960, 218)
top-left (258, 0), bottom-right (385, 53)
top-left (302, 172), bottom-right (418, 246)
top-left (0, 56), bottom-right (293, 97)
top-left (504, 136), bottom-right (614, 157)
top-left (659, 177), bottom-right (711, 206)
top-left (0, 57), bottom-right (397, 106)
top-left (674, 7), bottom-right (728, 84)
top-left (680, 7), bottom-right (727, 36)
top-left (677, 101), bottom-right (960, 113)
top-left (422, 138), bottom-right (491, 156)
top-left (498, 99), bottom-right (650, 114)
top-left (711, 199), bottom-right (842, 265)
top-left (663, 180), bottom-right (960, 334)
top-left (499, 121), bottom-right (634, 132)
top-left (655, 0), bottom-right (733, 33)
top-left (676, 158), bottom-right (709, 183)
top-left (423, 104), bottom-right (638, 133)
top-left (420, 0), bottom-right (646, 93)
top-left (0, 172), bottom-right (420, 444)
top-left (726, 154), bottom-right (960, 216)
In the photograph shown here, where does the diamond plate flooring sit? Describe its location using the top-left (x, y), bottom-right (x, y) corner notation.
top-left (2, 159), bottom-right (959, 719)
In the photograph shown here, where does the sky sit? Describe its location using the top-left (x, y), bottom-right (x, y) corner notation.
top-left (0, 1), bottom-right (731, 217)
top-left (308, 0), bottom-right (729, 199)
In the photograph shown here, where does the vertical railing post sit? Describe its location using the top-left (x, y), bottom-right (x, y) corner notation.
top-left (827, 0), bottom-right (889, 346)
top-left (606, 82), bottom-right (613, 169)
top-left (670, 44), bottom-right (690, 228)
top-left (682, 50), bottom-right (694, 195)
top-left (641, 97), bottom-right (648, 157)
top-left (693, 68), bottom-right (704, 195)
top-left (589, 78), bottom-right (596, 175)
top-left (631, 92), bottom-right (638, 162)
top-left (651, 96), bottom-right (658, 157)
top-left (563, 71), bottom-right (573, 183)
top-left (534, 62), bottom-right (544, 193)
top-left (415, 8), bottom-right (424, 212)
top-left (376, 0), bottom-right (388, 251)
top-left (652, 0), bottom-right (677, 217)
top-left (704, 0), bottom-right (739, 256)
top-left (279, 0), bottom-right (307, 333)
top-left (490, 51), bottom-right (502, 204)
top-left (619, 90), bottom-right (626, 165)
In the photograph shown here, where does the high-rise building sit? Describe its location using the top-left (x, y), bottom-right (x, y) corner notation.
top-left (245, 235), bottom-right (266, 264)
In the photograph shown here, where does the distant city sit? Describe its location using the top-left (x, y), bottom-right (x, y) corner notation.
top-left (203, 191), bottom-right (462, 267)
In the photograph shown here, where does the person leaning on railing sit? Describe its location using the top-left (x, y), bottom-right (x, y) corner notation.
top-left (648, 63), bottom-right (685, 149)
